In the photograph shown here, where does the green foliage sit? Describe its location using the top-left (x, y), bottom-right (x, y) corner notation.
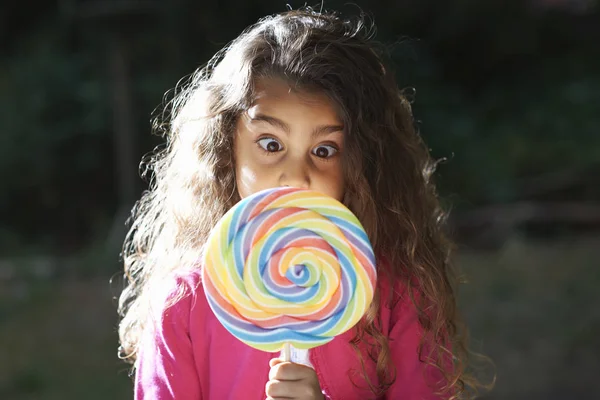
top-left (415, 64), bottom-right (600, 206)
top-left (0, 23), bottom-right (109, 200)
top-left (0, 19), bottom-right (115, 254)
top-left (0, 278), bottom-right (132, 399)
top-left (457, 235), bottom-right (600, 398)
top-left (377, 0), bottom-right (600, 206)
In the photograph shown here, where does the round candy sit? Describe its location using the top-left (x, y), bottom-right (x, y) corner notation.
top-left (201, 187), bottom-right (377, 352)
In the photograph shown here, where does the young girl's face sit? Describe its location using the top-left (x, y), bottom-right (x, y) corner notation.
top-left (234, 78), bottom-right (345, 201)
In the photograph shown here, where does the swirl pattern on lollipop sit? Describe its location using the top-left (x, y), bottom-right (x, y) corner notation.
top-left (202, 187), bottom-right (377, 352)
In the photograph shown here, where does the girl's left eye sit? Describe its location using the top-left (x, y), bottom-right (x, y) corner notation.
top-left (312, 145), bottom-right (338, 159)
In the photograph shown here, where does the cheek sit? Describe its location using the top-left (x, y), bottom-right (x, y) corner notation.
top-left (317, 164), bottom-right (345, 201)
top-left (333, 174), bottom-right (346, 201)
top-left (236, 165), bottom-right (258, 198)
top-left (233, 134), bottom-right (253, 198)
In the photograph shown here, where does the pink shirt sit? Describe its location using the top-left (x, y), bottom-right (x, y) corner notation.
top-left (135, 269), bottom-right (447, 399)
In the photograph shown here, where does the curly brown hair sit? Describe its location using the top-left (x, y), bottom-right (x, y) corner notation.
top-left (118, 7), bottom-right (492, 398)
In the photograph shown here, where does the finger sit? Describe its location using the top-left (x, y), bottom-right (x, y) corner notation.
top-left (265, 379), bottom-right (307, 399)
top-left (270, 361), bottom-right (315, 381)
top-left (269, 361), bottom-right (292, 381)
top-left (269, 357), bottom-right (284, 368)
top-left (269, 362), bottom-right (298, 381)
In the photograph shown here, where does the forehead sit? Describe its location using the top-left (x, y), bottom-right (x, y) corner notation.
top-left (248, 78), bottom-right (341, 122)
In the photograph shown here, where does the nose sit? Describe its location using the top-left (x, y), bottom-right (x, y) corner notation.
top-left (278, 157), bottom-right (310, 189)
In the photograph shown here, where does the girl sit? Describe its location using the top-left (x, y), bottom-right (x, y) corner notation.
top-left (118, 8), bottom-right (489, 400)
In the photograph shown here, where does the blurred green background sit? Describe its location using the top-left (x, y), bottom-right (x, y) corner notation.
top-left (1, 0), bottom-right (599, 399)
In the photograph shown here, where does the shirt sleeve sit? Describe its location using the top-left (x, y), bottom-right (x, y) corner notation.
top-left (134, 284), bottom-right (202, 400)
top-left (384, 292), bottom-right (449, 400)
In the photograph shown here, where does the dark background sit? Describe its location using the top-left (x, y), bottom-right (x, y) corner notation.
top-left (1, 0), bottom-right (599, 399)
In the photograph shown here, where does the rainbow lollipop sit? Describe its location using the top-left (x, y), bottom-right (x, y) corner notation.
top-left (201, 187), bottom-right (376, 354)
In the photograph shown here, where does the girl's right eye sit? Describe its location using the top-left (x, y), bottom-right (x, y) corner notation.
top-left (256, 137), bottom-right (283, 153)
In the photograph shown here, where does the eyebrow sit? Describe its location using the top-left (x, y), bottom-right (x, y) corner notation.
top-left (249, 113), bottom-right (344, 138)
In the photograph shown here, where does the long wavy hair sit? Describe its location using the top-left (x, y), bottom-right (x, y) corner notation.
top-left (118, 7), bottom-right (491, 398)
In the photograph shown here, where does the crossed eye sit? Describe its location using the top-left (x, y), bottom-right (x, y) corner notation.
top-left (257, 137), bottom-right (338, 158)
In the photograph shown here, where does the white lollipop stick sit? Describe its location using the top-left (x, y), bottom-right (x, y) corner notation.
top-left (281, 342), bottom-right (291, 362)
